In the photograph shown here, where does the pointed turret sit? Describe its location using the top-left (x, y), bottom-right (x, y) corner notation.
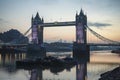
top-left (32, 15), bottom-right (34, 20)
top-left (76, 11), bottom-right (78, 16)
top-left (36, 12), bottom-right (40, 17)
top-left (80, 9), bottom-right (84, 16)
top-left (35, 12), bottom-right (41, 20)
top-left (41, 18), bottom-right (44, 22)
top-left (31, 15), bottom-right (34, 25)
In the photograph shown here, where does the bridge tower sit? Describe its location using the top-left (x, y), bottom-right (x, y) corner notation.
top-left (73, 9), bottom-right (89, 54)
top-left (73, 9), bottom-right (89, 59)
top-left (75, 9), bottom-right (87, 44)
top-left (73, 9), bottom-right (88, 53)
top-left (31, 12), bottom-right (44, 46)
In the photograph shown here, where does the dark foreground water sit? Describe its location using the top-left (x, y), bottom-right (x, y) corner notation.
top-left (0, 51), bottom-right (120, 80)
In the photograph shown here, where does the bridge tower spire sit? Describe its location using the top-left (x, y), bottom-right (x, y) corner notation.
top-left (31, 12), bottom-right (44, 45)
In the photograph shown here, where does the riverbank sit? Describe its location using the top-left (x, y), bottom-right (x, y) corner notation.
top-left (111, 49), bottom-right (120, 54)
top-left (99, 66), bottom-right (120, 80)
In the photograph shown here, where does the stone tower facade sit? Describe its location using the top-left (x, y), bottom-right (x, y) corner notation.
top-left (76, 9), bottom-right (87, 44)
top-left (31, 12), bottom-right (44, 45)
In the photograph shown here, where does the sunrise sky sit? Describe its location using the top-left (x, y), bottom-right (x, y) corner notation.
top-left (0, 0), bottom-right (120, 43)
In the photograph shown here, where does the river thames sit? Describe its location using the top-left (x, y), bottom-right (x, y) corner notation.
top-left (0, 50), bottom-right (120, 80)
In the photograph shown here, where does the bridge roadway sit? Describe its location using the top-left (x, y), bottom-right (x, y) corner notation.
top-left (42, 21), bottom-right (75, 27)
top-left (0, 43), bottom-right (120, 48)
top-left (88, 43), bottom-right (120, 46)
top-left (0, 43), bottom-right (27, 47)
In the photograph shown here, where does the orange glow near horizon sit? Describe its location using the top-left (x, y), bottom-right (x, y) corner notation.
top-left (43, 25), bottom-right (120, 43)
top-left (44, 26), bottom-right (76, 42)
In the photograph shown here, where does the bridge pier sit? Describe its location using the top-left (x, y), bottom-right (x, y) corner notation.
top-left (73, 42), bottom-right (90, 61)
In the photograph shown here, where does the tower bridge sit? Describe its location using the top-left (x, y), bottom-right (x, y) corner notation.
top-left (0, 9), bottom-right (120, 51)
top-left (29, 9), bottom-right (119, 53)
top-left (31, 9), bottom-right (87, 45)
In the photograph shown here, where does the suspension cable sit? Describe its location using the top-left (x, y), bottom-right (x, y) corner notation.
top-left (23, 27), bottom-right (32, 36)
top-left (85, 25), bottom-right (120, 44)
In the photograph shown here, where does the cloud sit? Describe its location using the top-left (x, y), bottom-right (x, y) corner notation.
top-left (88, 22), bottom-right (112, 27)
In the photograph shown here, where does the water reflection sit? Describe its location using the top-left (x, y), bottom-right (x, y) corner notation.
top-left (0, 52), bottom-right (89, 80)
top-left (73, 52), bottom-right (89, 80)
top-left (30, 69), bottom-right (42, 80)
top-left (0, 53), bottom-right (25, 73)
top-left (76, 64), bottom-right (87, 80)
top-left (25, 52), bottom-right (89, 80)
top-left (0, 51), bottom-right (119, 80)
